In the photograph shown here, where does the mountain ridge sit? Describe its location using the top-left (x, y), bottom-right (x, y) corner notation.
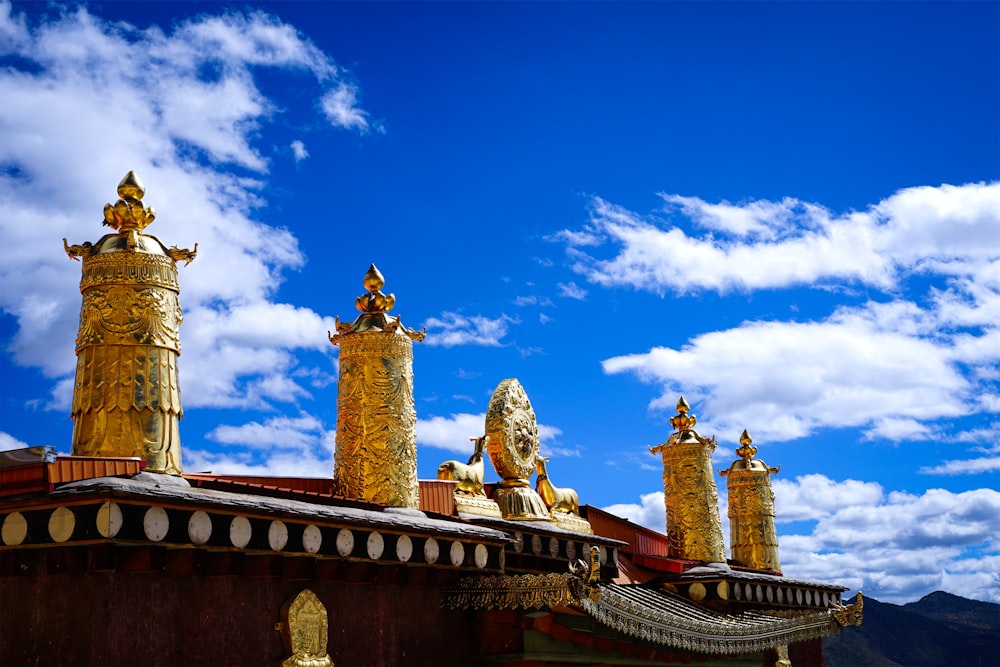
top-left (823, 591), bottom-right (999, 667)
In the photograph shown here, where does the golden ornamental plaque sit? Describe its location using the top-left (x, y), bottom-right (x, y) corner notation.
top-left (485, 379), bottom-right (551, 521)
top-left (280, 589), bottom-right (334, 667)
top-left (486, 378), bottom-right (540, 480)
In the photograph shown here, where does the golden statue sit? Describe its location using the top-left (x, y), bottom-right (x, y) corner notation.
top-left (535, 454), bottom-right (593, 534)
top-left (438, 435), bottom-right (503, 518)
top-left (720, 429), bottom-right (781, 571)
top-left (649, 397), bottom-right (726, 563)
top-left (437, 435), bottom-right (489, 496)
top-left (329, 265), bottom-right (425, 508)
top-left (485, 379), bottom-right (551, 521)
top-left (534, 455), bottom-right (579, 514)
top-left (64, 171), bottom-right (196, 475)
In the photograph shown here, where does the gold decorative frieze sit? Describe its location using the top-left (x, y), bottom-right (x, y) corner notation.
top-left (649, 397), bottom-right (726, 563)
top-left (443, 546), bottom-right (601, 610)
top-left (485, 379), bottom-right (552, 521)
top-left (720, 430), bottom-right (781, 571)
top-left (65, 171), bottom-right (195, 475)
top-left (330, 265), bottom-right (424, 508)
top-left (280, 589), bottom-right (334, 667)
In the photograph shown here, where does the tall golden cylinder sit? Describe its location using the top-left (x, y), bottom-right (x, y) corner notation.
top-left (721, 430), bottom-right (781, 572)
top-left (725, 468), bottom-right (781, 571)
top-left (67, 173), bottom-right (194, 475)
top-left (655, 436), bottom-right (727, 563)
top-left (334, 331), bottom-right (419, 507)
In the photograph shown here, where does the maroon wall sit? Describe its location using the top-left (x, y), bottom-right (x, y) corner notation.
top-left (1, 571), bottom-right (473, 666)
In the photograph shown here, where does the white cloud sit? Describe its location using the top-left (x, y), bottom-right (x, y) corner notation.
top-left (0, 431), bottom-right (29, 452)
top-left (564, 183), bottom-right (1000, 294)
top-left (772, 474), bottom-right (884, 522)
top-left (602, 310), bottom-right (971, 443)
top-left (603, 491), bottom-right (666, 534)
top-left (557, 281), bottom-right (588, 300)
top-left (320, 83), bottom-right (371, 131)
top-left (778, 482), bottom-right (1000, 604)
top-left (0, 4), bottom-right (364, 411)
top-left (290, 140), bottom-right (309, 162)
top-left (920, 456), bottom-right (1000, 475)
top-left (423, 312), bottom-right (514, 347)
top-left (186, 412), bottom-right (335, 476)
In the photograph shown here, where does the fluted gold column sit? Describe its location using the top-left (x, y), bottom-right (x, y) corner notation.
top-left (720, 430), bottom-right (781, 572)
top-left (329, 265), bottom-right (425, 507)
top-left (649, 397), bottom-right (727, 563)
top-left (64, 171), bottom-right (197, 474)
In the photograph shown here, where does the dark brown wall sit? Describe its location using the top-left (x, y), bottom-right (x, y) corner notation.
top-left (1, 571), bottom-right (473, 667)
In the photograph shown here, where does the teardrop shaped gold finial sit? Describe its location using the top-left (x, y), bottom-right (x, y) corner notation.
top-left (117, 170), bottom-right (145, 201)
top-left (669, 396), bottom-right (697, 432)
top-left (736, 429), bottom-right (757, 460)
top-left (363, 263), bottom-right (385, 292)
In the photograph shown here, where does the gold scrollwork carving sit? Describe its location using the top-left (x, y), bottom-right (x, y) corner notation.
top-left (832, 592), bottom-right (864, 627)
top-left (443, 547), bottom-right (602, 610)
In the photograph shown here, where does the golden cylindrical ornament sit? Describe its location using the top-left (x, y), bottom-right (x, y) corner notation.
top-left (721, 430), bottom-right (781, 571)
top-left (66, 172), bottom-right (195, 475)
top-left (650, 398), bottom-right (726, 563)
top-left (334, 331), bottom-right (419, 507)
top-left (330, 265), bottom-right (425, 508)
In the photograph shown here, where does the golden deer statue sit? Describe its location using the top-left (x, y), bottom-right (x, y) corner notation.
top-left (534, 455), bottom-right (580, 515)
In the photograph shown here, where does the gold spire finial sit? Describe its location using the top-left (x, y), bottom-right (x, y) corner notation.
top-left (355, 263), bottom-right (396, 314)
top-left (736, 429), bottom-right (757, 460)
top-left (669, 396), bottom-right (697, 432)
top-left (103, 170), bottom-right (156, 232)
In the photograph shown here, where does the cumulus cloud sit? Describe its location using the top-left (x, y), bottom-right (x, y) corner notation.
top-left (290, 140), bottom-right (309, 162)
top-left (417, 412), bottom-right (562, 455)
top-left (423, 312), bottom-right (514, 347)
top-left (0, 3), bottom-right (366, 411)
top-left (186, 412), bottom-right (335, 476)
top-left (557, 281), bottom-right (588, 300)
top-left (0, 432), bottom-right (29, 452)
top-left (564, 183), bottom-right (1000, 294)
top-left (561, 184), bottom-right (1000, 446)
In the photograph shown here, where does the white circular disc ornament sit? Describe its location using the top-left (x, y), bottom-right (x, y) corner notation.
top-left (143, 507), bottom-right (169, 542)
top-left (96, 501), bottom-right (122, 538)
top-left (336, 528), bottom-right (354, 556)
top-left (424, 537), bottom-right (439, 564)
top-left (188, 511), bottom-right (212, 545)
top-left (474, 544), bottom-right (488, 569)
top-left (268, 521), bottom-right (288, 551)
top-left (302, 525), bottom-right (322, 553)
top-left (229, 516), bottom-right (252, 549)
top-left (450, 541), bottom-right (466, 567)
top-left (367, 532), bottom-right (385, 560)
top-left (396, 535), bottom-right (413, 562)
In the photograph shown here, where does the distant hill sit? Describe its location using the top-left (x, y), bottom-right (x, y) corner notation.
top-left (823, 591), bottom-right (1000, 667)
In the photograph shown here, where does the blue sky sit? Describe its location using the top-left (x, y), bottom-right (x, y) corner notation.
top-left (1, 1), bottom-right (998, 605)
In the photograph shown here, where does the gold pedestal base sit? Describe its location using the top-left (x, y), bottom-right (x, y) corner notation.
top-left (454, 494), bottom-right (503, 518)
top-left (494, 485), bottom-right (552, 521)
top-left (551, 512), bottom-right (594, 535)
